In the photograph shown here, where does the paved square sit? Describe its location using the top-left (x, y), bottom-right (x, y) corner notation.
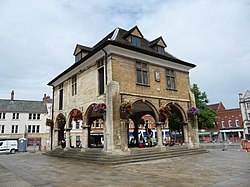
top-left (0, 149), bottom-right (249, 187)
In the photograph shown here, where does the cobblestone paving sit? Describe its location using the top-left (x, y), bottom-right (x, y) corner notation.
top-left (0, 149), bottom-right (249, 187)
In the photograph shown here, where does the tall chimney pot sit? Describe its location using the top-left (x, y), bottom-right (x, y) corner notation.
top-left (11, 90), bottom-right (14, 100)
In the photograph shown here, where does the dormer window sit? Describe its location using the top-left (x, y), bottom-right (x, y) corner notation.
top-left (75, 52), bottom-right (82, 63)
top-left (131, 36), bottom-right (141, 47)
top-left (157, 46), bottom-right (165, 54)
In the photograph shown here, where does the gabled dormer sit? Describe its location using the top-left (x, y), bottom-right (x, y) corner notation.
top-left (149, 36), bottom-right (167, 55)
top-left (73, 44), bottom-right (92, 63)
top-left (123, 26), bottom-right (143, 48)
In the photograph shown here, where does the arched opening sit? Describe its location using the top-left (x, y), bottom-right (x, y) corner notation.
top-left (166, 103), bottom-right (186, 145)
top-left (85, 103), bottom-right (106, 148)
top-left (68, 109), bottom-right (83, 148)
top-left (126, 100), bottom-right (158, 148)
top-left (56, 113), bottom-right (66, 146)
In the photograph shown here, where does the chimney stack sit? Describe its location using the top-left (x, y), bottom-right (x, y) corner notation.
top-left (43, 94), bottom-right (51, 103)
top-left (11, 90), bottom-right (14, 100)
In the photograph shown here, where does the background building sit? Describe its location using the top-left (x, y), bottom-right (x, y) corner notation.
top-left (207, 102), bottom-right (243, 142)
top-left (239, 90), bottom-right (250, 139)
top-left (0, 91), bottom-right (52, 151)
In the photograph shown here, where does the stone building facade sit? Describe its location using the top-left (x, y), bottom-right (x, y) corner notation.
top-left (48, 26), bottom-right (199, 154)
top-left (239, 90), bottom-right (250, 139)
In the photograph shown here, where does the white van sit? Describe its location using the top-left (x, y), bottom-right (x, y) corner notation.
top-left (0, 139), bottom-right (18, 154)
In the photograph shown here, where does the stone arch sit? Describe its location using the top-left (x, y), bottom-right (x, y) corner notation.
top-left (126, 99), bottom-right (158, 147)
top-left (68, 108), bottom-right (83, 128)
top-left (55, 113), bottom-right (66, 145)
top-left (84, 103), bottom-right (105, 148)
top-left (162, 102), bottom-right (187, 144)
top-left (163, 102), bottom-right (187, 123)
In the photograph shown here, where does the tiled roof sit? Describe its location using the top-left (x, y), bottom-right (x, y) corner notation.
top-left (207, 103), bottom-right (220, 110)
top-left (48, 26), bottom-right (196, 86)
top-left (0, 99), bottom-right (48, 113)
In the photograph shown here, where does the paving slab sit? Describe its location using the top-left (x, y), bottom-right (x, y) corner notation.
top-left (0, 149), bottom-right (249, 187)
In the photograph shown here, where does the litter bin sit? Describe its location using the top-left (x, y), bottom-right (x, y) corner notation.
top-left (18, 138), bottom-right (27, 152)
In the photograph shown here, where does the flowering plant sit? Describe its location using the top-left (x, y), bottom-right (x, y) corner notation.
top-left (56, 114), bottom-right (66, 127)
top-left (70, 109), bottom-right (82, 121)
top-left (159, 106), bottom-right (171, 122)
top-left (188, 107), bottom-right (199, 115)
top-left (94, 103), bottom-right (106, 114)
top-left (46, 118), bottom-right (53, 126)
top-left (120, 101), bottom-right (133, 113)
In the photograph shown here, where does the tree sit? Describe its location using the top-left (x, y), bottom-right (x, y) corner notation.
top-left (168, 113), bottom-right (181, 133)
top-left (191, 84), bottom-right (216, 129)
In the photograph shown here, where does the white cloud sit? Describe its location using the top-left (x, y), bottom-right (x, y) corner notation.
top-left (0, 0), bottom-right (249, 108)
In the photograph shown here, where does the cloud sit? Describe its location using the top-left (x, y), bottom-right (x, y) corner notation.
top-left (0, 0), bottom-right (249, 108)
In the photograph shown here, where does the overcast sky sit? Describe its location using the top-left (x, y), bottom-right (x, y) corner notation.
top-left (0, 0), bottom-right (249, 109)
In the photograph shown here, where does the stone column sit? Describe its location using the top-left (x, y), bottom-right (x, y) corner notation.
top-left (183, 123), bottom-right (188, 143)
top-left (120, 119), bottom-right (129, 151)
top-left (105, 81), bottom-right (120, 153)
top-left (65, 128), bottom-right (71, 150)
top-left (193, 115), bottom-right (200, 148)
top-left (81, 125), bottom-right (89, 150)
top-left (53, 128), bottom-right (59, 148)
top-left (187, 120), bottom-right (194, 149)
top-left (156, 123), bottom-right (163, 146)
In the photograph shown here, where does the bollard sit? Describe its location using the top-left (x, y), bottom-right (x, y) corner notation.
top-left (222, 141), bottom-right (227, 151)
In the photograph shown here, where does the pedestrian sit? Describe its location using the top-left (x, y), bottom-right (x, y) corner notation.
top-left (146, 125), bottom-right (153, 147)
top-left (61, 139), bottom-right (66, 148)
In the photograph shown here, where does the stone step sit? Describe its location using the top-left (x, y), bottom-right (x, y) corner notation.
top-left (45, 146), bottom-right (209, 165)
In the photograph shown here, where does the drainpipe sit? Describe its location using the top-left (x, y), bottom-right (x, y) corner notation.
top-left (51, 86), bottom-right (55, 150)
top-left (102, 48), bottom-right (108, 85)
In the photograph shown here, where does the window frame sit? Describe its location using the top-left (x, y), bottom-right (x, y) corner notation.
top-left (228, 120), bottom-right (232, 127)
top-left (131, 36), bottom-right (141, 47)
top-left (157, 46), bottom-right (165, 54)
top-left (166, 69), bottom-right (176, 90)
top-left (72, 75), bottom-right (77, 96)
top-left (221, 121), bottom-right (225, 128)
top-left (136, 61), bottom-right (149, 86)
top-left (11, 125), bottom-right (18, 133)
top-left (0, 125), bottom-right (4, 133)
top-left (75, 52), bottom-right (82, 63)
top-left (98, 59), bottom-right (105, 95)
top-left (59, 83), bottom-right (64, 110)
top-left (235, 119), bottom-right (240, 127)
top-left (0, 113), bottom-right (6, 120)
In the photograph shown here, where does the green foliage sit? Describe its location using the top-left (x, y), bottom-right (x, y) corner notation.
top-left (168, 113), bottom-right (182, 133)
top-left (191, 84), bottom-right (216, 129)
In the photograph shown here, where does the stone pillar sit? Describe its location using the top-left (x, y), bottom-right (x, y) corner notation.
top-left (187, 120), bottom-right (194, 149)
top-left (65, 128), bottom-right (71, 150)
top-left (183, 123), bottom-right (188, 143)
top-left (105, 81), bottom-right (120, 153)
top-left (53, 128), bottom-right (59, 148)
top-left (81, 125), bottom-right (89, 150)
top-left (193, 115), bottom-right (200, 148)
top-left (120, 119), bottom-right (129, 151)
top-left (156, 123), bottom-right (163, 146)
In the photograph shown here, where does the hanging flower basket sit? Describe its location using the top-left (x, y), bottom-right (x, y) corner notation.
top-left (94, 103), bottom-right (106, 114)
top-left (70, 110), bottom-right (82, 121)
top-left (188, 107), bottom-right (199, 116)
top-left (159, 105), bottom-right (171, 122)
top-left (120, 101), bottom-right (133, 114)
top-left (46, 118), bottom-right (54, 127)
top-left (56, 114), bottom-right (66, 128)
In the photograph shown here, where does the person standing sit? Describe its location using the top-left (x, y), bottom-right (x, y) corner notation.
top-left (146, 125), bottom-right (153, 147)
top-left (61, 139), bottom-right (66, 148)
